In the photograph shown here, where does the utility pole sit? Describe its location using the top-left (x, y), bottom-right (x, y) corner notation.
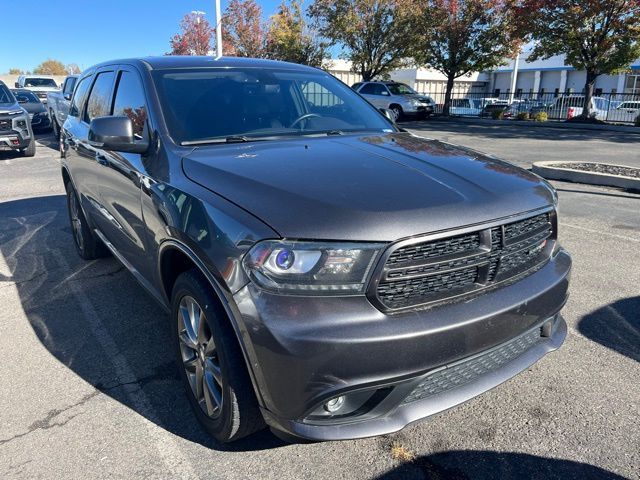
top-left (508, 50), bottom-right (520, 104)
top-left (215, 0), bottom-right (223, 57)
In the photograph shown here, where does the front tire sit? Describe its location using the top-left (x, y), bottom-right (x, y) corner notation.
top-left (21, 137), bottom-right (36, 157)
top-left (172, 269), bottom-right (264, 442)
top-left (66, 183), bottom-right (108, 259)
top-left (51, 114), bottom-right (60, 140)
top-left (390, 104), bottom-right (403, 122)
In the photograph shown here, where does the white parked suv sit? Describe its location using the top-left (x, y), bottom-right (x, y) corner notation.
top-left (14, 75), bottom-right (59, 103)
top-left (352, 81), bottom-right (435, 120)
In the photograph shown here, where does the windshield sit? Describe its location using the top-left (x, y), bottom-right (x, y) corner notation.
top-left (24, 78), bottom-right (57, 88)
top-left (152, 68), bottom-right (394, 144)
top-left (12, 90), bottom-right (38, 102)
top-left (387, 83), bottom-right (416, 95)
top-left (0, 84), bottom-right (16, 104)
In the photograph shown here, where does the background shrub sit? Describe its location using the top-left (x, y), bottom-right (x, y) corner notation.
top-left (516, 111), bottom-right (530, 120)
top-left (533, 111), bottom-right (548, 122)
top-left (491, 109), bottom-right (505, 120)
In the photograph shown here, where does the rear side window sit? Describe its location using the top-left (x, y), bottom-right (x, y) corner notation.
top-left (359, 83), bottom-right (376, 95)
top-left (112, 71), bottom-right (148, 138)
top-left (69, 76), bottom-right (92, 118)
top-left (84, 71), bottom-right (115, 123)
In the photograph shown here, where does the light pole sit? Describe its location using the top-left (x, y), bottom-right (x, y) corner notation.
top-left (191, 10), bottom-right (206, 23)
top-left (508, 49), bottom-right (521, 104)
top-left (214, 0), bottom-right (223, 57)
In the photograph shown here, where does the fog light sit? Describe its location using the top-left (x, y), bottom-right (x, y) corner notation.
top-left (324, 396), bottom-right (345, 413)
top-left (11, 139), bottom-right (20, 145)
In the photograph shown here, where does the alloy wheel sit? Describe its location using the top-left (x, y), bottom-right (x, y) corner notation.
top-left (178, 295), bottom-right (224, 418)
top-left (68, 192), bottom-right (84, 252)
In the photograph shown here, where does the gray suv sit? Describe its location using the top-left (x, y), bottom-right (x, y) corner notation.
top-left (353, 81), bottom-right (436, 120)
top-left (61, 56), bottom-right (570, 443)
top-left (0, 81), bottom-right (35, 156)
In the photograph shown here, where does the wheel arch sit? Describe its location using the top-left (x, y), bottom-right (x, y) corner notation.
top-left (157, 240), bottom-right (266, 407)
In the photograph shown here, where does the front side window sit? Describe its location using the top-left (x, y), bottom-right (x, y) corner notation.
top-left (84, 71), bottom-right (115, 123)
top-left (63, 77), bottom-right (77, 96)
top-left (387, 83), bottom-right (416, 95)
top-left (69, 76), bottom-right (92, 118)
top-left (112, 71), bottom-right (148, 138)
top-left (13, 91), bottom-right (39, 103)
top-left (153, 68), bottom-right (394, 145)
top-left (359, 83), bottom-right (376, 95)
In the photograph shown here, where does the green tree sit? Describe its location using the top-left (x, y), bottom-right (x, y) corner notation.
top-left (410, 0), bottom-right (520, 116)
top-left (33, 59), bottom-right (67, 75)
top-left (523, 0), bottom-right (640, 120)
top-left (267, 0), bottom-right (329, 67)
top-left (309, 0), bottom-right (415, 81)
top-left (223, 0), bottom-right (268, 57)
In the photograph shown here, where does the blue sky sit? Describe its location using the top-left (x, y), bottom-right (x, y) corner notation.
top-left (1, 0), bottom-right (288, 73)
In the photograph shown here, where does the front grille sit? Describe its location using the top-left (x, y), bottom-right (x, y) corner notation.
top-left (0, 119), bottom-right (11, 131)
top-left (374, 211), bottom-right (554, 311)
top-left (402, 327), bottom-right (543, 404)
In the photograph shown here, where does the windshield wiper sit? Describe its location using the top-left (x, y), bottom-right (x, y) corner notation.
top-left (181, 135), bottom-right (263, 146)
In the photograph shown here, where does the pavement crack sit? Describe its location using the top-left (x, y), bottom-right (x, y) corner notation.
top-left (100, 361), bottom-right (178, 391)
top-left (0, 391), bottom-right (99, 447)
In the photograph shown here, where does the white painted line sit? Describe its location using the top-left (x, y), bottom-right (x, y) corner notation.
top-left (52, 250), bottom-right (197, 478)
top-left (561, 222), bottom-right (640, 243)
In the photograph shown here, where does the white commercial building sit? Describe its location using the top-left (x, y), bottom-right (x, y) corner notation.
top-left (488, 48), bottom-right (640, 97)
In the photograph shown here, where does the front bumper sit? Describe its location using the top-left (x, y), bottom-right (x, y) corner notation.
top-left (233, 248), bottom-right (571, 441)
top-left (31, 113), bottom-right (51, 130)
top-left (0, 116), bottom-right (31, 151)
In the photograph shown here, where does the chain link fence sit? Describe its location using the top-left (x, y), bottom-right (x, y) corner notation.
top-left (421, 91), bottom-right (640, 124)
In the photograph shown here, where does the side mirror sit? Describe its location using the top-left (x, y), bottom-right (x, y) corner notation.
top-left (64, 93), bottom-right (72, 101)
top-left (14, 82), bottom-right (20, 88)
top-left (88, 116), bottom-right (148, 154)
top-left (379, 108), bottom-right (395, 122)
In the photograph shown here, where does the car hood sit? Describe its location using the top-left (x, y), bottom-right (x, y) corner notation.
top-left (182, 133), bottom-right (555, 242)
top-left (0, 101), bottom-right (24, 115)
top-left (21, 102), bottom-right (46, 114)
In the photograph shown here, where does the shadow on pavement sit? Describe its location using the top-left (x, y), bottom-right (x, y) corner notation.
top-left (0, 132), bottom-right (57, 160)
top-left (377, 450), bottom-right (626, 480)
top-left (403, 119), bottom-right (639, 144)
top-left (578, 297), bottom-right (640, 363)
top-left (0, 194), bottom-right (285, 452)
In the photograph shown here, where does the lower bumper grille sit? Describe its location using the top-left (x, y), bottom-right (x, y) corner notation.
top-left (402, 326), bottom-right (544, 404)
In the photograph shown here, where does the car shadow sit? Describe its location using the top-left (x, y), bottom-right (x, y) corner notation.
top-left (0, 132), bottom-right (57, 161)
top-left (376, 450), bottom-right (626, 480)
top-left (0, 194), bottom-right (286, 452)
top-left (577, 296), bottom-right (640, 363)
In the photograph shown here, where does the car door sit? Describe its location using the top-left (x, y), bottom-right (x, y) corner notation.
top-left (63, 70), bottom-right (115, 224)
top-left (358, 83), bottom-right (387, 109)
top-left (95, 66), bottom-right (153, 277)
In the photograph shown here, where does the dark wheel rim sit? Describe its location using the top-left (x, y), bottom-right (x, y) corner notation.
top-left (68, 192), bottom-right (84, 252)
top-left (178, 295), bottom-right (224, 419)
top-left (391, 107), bottom-right (401, 120)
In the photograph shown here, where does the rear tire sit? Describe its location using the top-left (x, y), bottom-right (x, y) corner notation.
top-left (172, 269), bottom-right (264, 443)
top-left (21, 137), bottom-right (36, 157)
top-left (51, 115), bottom-right (60, 140)
top-left (65, 182), bottom-right (108, 259)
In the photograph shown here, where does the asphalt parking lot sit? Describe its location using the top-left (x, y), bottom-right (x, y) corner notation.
top-left (1, 127), bottom-right (639, 480)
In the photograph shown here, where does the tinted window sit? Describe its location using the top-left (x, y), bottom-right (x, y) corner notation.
top-left (0, 84), bottom-right (16, 104)
top-left (359, 83), bottom-right (376, 95)
top-left (24, 78), bottom-right (57, 88)
top-left (84, 71), bottom-right (115, 123)
top-left (63, 77), bottom-right (77, 95)
top-left (13, 91), bottom-right (39, 103)
top-left (69, 76), bottom-right (92, 118)
top-left (153, 68), bottom-right (393, 144)
top-left (371, 84), bottom-right (389, 96)
top-left (112, 71), bottom-right (148, 138)
top-left (387, 83), bottom-right (415, 95)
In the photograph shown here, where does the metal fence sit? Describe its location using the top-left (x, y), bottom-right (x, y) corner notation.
top-left (420, 91), bottom-right (640, 124)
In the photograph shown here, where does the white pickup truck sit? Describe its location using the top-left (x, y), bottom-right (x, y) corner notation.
top-left (14, 75), bottom-right (59, 103)
top-left (46, 75), bottom-right (78, 138)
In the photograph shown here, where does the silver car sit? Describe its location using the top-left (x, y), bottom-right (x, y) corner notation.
top-left (353, 81), bottom-right (435, 120)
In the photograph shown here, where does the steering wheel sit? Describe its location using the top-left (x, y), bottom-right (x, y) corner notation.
top-left (289, 113), bottom-right (321, 129)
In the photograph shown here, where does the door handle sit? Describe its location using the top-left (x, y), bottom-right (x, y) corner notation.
top-left (95, 153), bottom-right (108, 166)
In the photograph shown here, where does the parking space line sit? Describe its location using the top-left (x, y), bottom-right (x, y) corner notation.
top-left (561, 222), bottom-right (640, 242)
top-left (52, 250), bottom-right (197, 479)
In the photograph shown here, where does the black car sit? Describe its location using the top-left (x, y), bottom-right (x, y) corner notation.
top-left (0, 81), bottom-right (35, 156)
top-left (12, 89), bottom-right (51, 132)
top-left (61, 57), bottom-right (571, 443)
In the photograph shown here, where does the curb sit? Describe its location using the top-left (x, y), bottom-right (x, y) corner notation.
top-left (532, 161), bottom-right (640, 190)
top-left (407, 116), bottom-right (640, 134)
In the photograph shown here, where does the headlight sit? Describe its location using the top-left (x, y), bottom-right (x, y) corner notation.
top-left (411, 99), bottom-right (421, 106)
top-left (243, 240), bottom-right (385, 294)
top-left (7, 110), bottom-right (22, 116)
